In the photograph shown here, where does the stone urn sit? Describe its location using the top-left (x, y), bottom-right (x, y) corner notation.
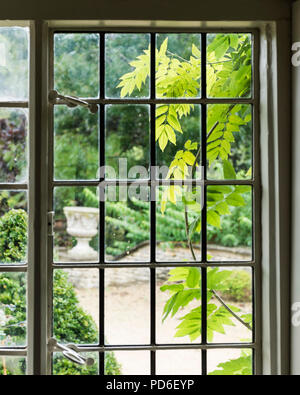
top-left (64, 206), bottom-right (99, 261)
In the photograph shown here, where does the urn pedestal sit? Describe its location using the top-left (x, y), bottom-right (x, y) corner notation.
top-left (64, 206), bottom-right (99, 261)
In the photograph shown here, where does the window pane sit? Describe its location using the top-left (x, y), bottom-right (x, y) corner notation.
top-left (105, 268), bottom-right (150, 345)
top-left (207, 185), bottom-right (252, 262)
top-left (207, 104), bottom-right (252, 180)
top-left (105, 33), bottom-right (150, 99)
top-left (105, 186), bottom-right (150, 262)
top-left (0, 191), bottom-right (27, 265)
top-left (0, 108), bottom-right (28, 183)
top-left (156, 187), bottom-right (202, 262)
top-left (54, 106), bottom-right (99, 181)
top-left (54, 33), bottom-right (99, 98)
top-left (208, 348), bottom-right (253, 375)
top-left (207, 267), bottom-right (253, 344)
top-left (105, 105), bottom-right (150, 179)
top-left (156, 104), bottom-right (201, 179)
top-left (156, 34), bottom-right (201, 99)
top-left (52, 352), bottom-right (99, 375)
top-left (0, 273), bottom-right (26, 347)
top-left (105, 351), bottom-right (148, 375)
top-left (156, 267), bottom-right (201, 344)
top-left (0, 356), bottom-right (26, 375)
top-left (54, 187), bottom-right (99, 263)
top-left (156, 350), bottom-right (201, 375)
top-left (53, 269), bottom-right (99, 345)
top-left (207, 33), bottom-right (252, 98)
top-left (0, 27), bottom-right (29, 101)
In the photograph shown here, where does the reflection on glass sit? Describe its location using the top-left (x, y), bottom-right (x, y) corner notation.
top-left (156, 34), bottom-right (201, 99)
top-left (54, 106), bottom-right (99, 181)
top-left (53, 187), bottom-right (99, 263)
top-left (0, 356), bottom-right (26, 375)
top-left (53, 352), bottom-right (99, 375)
top-left (207, 33), bottom-right (252, 98)
top-left (208, 348), bottom-right (253, 375)
top-left (105, 268), bottom-right (150, 345)
top-left (156, 350), bottom-right (201, 375)
top-left (0, 190), bottom-right (27, 265)
top-left (207, 267), bottom-right (252, 344)
top-left (207, 185), bottom-right (252, 262)
top-left (105, 186), bottom-right (150, 262)
top-left (105, 351), bottom-right (148, 375)
top-left (105, 34), bottom-right (150, 98)
top-left (207, 104), bottom-right (252, 180)
top-left (156, 267), bottom-right (201, 344)
top-left (0, 108), bottom-right (28, 183)
top-left (0, 27), bottom-right (29, 101)
top-left (105, 105), bottom-right (150, 179)
top-left (156, 104), bottom-right (201, 179)
top-left (156, 187), bottom-right (201, 262)
top-left (0, 273), bottom-right (26, 347)
top-left (54, 33), bottom-right (99, 98)
top-left (53, 269), bottom-right (99, 345)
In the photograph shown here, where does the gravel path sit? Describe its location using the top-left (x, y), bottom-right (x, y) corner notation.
top-left (76, 282), bottom-right (252, 375)
top-left (61, 244), bottom-right (252, 374)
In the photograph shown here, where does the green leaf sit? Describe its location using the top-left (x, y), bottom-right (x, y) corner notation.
top-left (224, 131), bottom-right (235, 142)
top-left (159, 38), bottom-right (168, 57)
top-left (183, 151), bottom-right (196, 166)
top-left (209, 354), bottom-right (252, 375)
top-left (207, 210), bottom-right (221, 228)
top-left (165, 124), bottom-right (176, 145)
top-left (215, 38), bottom-right (229, 60)
top-left (221, 140), bottom-right (231, 154)
top-left (228, 114), bottom-right (245, 125)
top-left (160, 284), bottom-right (184, 293)
top-left (244, 113), bottom-right (252, 123)
top-left (215, 201), bottom-right (231, 215)
top-left (223, 160), bottom-right (236, 180)
top-left (230, 34), bottom-right (239, 49)
top-left (167, 114), bottom-right (183, 133)
top-left (207, 268), bottom-right (232, 290)
top-left (167, 267), bottom-right (190, 282)
top-left (156, 105), bottom-right (169, 117)
top-left (159, 131), bottom-right (168, 151)
top-left (155, 124), bottom-right (165, 141)
top-left (234, 185), bottom-right (251, 194)
top-left (192, 44), bottom-right (201, 58)
top-left (226, 193), bottom-right (245, 207)
top-left (186, 268), bottom-right (201, 288)
top-left (156, 115), bottom-right (166, 128)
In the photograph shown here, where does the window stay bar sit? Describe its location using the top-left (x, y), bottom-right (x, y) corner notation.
top-left (48, 90), bottom-right (98, 114)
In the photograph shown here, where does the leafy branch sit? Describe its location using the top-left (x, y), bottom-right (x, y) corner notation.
top-left (117, 33), bottom-right (253, 374)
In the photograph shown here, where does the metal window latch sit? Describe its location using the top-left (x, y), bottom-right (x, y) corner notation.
top-left (49, 90), bottom-right (98, 114)
top-left (48, 338), bottom-right (94, 367)
top-left (47, 211), bottom-right (54, 237)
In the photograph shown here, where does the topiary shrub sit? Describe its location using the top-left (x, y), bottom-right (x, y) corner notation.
top-left (52, 270), bottom-right (121, 375)
top-left (0, 209), bottom-right (27, 263)
top-left (0, 209), bottom-right (121, 375)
